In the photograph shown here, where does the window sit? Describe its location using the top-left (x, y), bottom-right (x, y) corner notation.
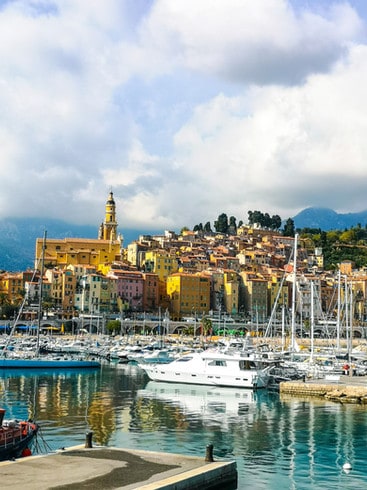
top-left (208, 360), bottom-right (227, 367)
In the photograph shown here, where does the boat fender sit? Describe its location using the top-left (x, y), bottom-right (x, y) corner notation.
top-left (20, 422), bottom-right (27, 435)
top-left (21, 448), bottom-right (32, 457)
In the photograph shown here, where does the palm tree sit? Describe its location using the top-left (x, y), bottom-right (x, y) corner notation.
top-left (201, 317), bottom-right (213, 338)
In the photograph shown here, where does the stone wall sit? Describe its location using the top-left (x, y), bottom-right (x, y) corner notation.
top-left (279, 381), bottom-right (367, 404)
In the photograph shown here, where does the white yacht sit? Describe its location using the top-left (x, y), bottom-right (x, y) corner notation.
top-left (139, 350), bottom-right (269, 389)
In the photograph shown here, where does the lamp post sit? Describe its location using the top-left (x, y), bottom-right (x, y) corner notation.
top-left (191, 306), bottom-right (197, 337)
top-left (163, 309), bottom-right (170, 338)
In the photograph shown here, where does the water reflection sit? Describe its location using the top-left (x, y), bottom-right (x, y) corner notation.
top-left (131, 380), bottom-right (367, 489)
top-left (0, 364), bottom-right (146, 450)
top-left (137, 381), bottom-right (256, 424)
top-left (1, 365), bottom-right (367, 489)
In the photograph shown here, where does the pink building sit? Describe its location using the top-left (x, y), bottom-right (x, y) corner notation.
top-left (110, 270), bottom-right (144, 312)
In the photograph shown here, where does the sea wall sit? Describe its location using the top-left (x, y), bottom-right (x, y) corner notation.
top-left (279, 381), bottom-right (367, 404)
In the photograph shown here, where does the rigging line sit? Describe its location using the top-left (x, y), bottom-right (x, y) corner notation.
top-left (1, 283), bottom-right (35, 357)
top-left (265, 273), bottom-right (287, 338)
top-left (84, 375), bottom-right (90, 432)
top-left (30, 373), bottom-right (39, 422)
top-left (36, 230), bottom-right (47, 357)
top-left (1, 230), bottom-right (46, 357)
top-left (34, 426), bottom-right (54, 454)
top-left (265, 238), bottom-right (296, 338)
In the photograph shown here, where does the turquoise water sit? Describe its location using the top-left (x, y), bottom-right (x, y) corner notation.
top-left (1, 363), bottom-right (367, 489)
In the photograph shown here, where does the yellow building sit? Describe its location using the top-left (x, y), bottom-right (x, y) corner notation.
top-left (74, 273), bottom-right (117, 314)
top-left (35, 192), bottom-right (122, 270)
top-left (268, 274), bottom-right (289, 312)
top-left (143, 250), bottom-right (179, 281)
top-left (223, 270), bottom-right (240, 315)
top-left (167, 272), bottom-right (210, 319)
top-left (45, 268), bottom-right (77, 317)
top-left (240, 271), bottom-right (268, 323)
top-left (0, 272), bottom-right (23, 305)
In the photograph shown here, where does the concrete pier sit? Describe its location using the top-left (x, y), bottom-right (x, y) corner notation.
top-left (280, 375), bottom-right (367, 403)
top-left (0, 445), bottom-right (237, 490)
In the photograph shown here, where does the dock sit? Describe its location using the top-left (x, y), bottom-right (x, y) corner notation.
top-left (0, 444), bottom-right (237, 490)
top-left (280, 374), bottom-right (367, 403)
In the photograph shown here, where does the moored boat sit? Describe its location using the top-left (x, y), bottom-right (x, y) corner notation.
top-left (139, 350), bottom-right (269, 389)
top-left (0, 408), bottom-right (38, 461)
top-left (0, 356), bottom-right (101, 369)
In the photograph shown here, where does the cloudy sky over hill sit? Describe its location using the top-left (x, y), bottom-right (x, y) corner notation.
top-left (1, 0), bottom-right (367, 231)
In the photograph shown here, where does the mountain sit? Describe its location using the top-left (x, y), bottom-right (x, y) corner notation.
top-left (0, 217), bottom-right (160, 272)
top-left (293, 207), bottom-right (367, 231)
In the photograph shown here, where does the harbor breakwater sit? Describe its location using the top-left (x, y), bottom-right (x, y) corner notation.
top-left (280, 377), bottom-right (367, 404)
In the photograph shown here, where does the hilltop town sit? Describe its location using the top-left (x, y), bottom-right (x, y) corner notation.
top-left (0, 192), bottom-right (366, 335)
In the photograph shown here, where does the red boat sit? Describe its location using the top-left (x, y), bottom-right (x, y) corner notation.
top-left (0, 408), bottom-right (38, 461)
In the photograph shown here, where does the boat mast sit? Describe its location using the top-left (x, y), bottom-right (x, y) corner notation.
top-left (290, 233), bottom-right (298, 355)
top-left (348, 281), bottom-right (353, 376)
top-left (310, 281), bottom-right (314, 362)
top-left (336, 270), bottom-right (341, 351)
top-left (345, 276), bottom-right (349, 365)
top-left (281, 305), bottom-right (285, 353)
top-left (36, 231), bottom-right (47, 356)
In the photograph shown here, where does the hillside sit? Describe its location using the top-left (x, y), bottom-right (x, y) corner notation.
top-left (0, 218), bottom-right (151, 272)
top-left (293, 207), bottom-right (367, 230)
top-left (2, 207), bottom-right (367, 272)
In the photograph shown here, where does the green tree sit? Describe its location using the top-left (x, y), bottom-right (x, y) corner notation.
top-left (283, 218), bottom-right (295, 237)
top-left (204, 221), bottom-right (212, 232)
top-left (201, 317), bottom-right (213, 337)
top-left (193, 223), bottom-right (203, 232)
top-left (326, 230), bottom-right (340, 243)
top-left (271, 214), bottom-right (282, 230)
top-left (340, 229), bottom-right (357, 243)
top-left (251, 210), bottom-right (264, 226)
top-left (1, 303), bottom-right (17, 319)
top-left (263, 213), bottom-right (271, 228)
top-left (229, 216), bottom-right (237, 234)
top-left (214, 213), bottom-right (229, 233)
top-left (106, 320), bottom-right (121, 335)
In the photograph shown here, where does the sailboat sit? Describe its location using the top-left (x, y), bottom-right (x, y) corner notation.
top-left (0, 408), bottom-right (38, 461)
top-left (0, 231), bottom-right (101, 369)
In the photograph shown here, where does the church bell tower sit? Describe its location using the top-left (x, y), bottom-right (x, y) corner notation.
top-left (99, 191), bottom-right (118, 241)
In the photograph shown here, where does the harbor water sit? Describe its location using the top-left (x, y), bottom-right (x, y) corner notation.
top-left (1, 362), bottom-right (367, 489)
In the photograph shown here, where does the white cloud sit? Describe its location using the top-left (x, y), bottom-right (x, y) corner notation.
top-left (170, 42), bottom-right (367, 222)
top-left (0, 0), bottom-right (366, 234)
top-left (139, 0), bottom-right (364, 84)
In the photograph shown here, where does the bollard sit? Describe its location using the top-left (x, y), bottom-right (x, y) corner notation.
top-left (205, 444), bottom-right (214, 462)
top-left (85, 431), bottom-right (93, 448)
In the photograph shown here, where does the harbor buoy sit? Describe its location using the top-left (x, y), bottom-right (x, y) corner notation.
top-left (343, 462), bottom-right (352, 473)
top-left (21, 448), bottom-right (32, 458)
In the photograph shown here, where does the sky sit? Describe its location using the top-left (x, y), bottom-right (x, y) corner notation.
top-left (1, 0), bottom-right (367, 233)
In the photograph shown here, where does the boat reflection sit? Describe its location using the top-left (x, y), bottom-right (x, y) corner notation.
top-left (1, 366), bottom-right (367, 488)
top-left (138, 381), bottom-right (256, 421)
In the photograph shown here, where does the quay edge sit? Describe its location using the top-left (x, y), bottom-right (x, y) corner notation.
top-left (0, 445), bottom-right (237, 490)
top-left (279, 375), bottom-right (367, 403)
